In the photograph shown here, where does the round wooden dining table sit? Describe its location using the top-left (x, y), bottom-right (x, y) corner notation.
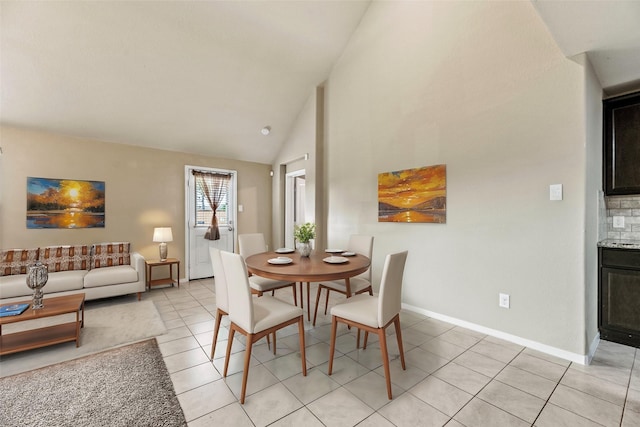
top-left (244, 251), bottom-right (370, 320)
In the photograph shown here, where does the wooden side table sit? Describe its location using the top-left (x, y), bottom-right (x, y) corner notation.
top-left (145, 258), bottom-right (180, 290)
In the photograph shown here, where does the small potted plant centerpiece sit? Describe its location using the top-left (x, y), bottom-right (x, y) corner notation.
top-left (294, 222), bottom-right (315, 257)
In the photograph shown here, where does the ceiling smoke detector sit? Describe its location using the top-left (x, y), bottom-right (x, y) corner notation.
top-left (261, 126), bottom-right (271, 136)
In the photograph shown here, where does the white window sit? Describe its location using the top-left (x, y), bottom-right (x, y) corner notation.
top-left (194, 172), bottom-right (231, 227)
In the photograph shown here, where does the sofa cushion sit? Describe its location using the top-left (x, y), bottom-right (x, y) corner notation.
top-left (0, 270), bottom-right (85, 299)
top-left (40, 245), bottom-right (91, 272)
top-left (44, 270), bottom-right (87, 293)
top-left (0, 248), bottom-right (39, 276)
top-left (0, 274), bottom-right (29, 298)
top-left (83, 265), bottom-right (138, 288)
top-left (91, 242), bottom-right (130, 269)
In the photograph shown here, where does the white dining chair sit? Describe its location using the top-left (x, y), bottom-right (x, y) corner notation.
top-left (328, 250), bottom-right (408, 400)
top-left (313, 235), bottom-right (374, 326)
top-left (209, 247), bottom-right (230, 360)
top-left (238, 233), bottom-right (297, 304)
top-left (209, 247), bottom-right (273, 360)
top-left (221, 250), bottom-right (307, 404)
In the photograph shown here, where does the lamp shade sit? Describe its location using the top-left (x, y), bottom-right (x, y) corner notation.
top-left (153, 227), bottom-right (173, 243)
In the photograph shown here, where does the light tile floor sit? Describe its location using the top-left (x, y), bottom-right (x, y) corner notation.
top-left (145, 279), bottom-right (640, 427)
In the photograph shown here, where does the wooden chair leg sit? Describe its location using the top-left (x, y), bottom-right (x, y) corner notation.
top-left (393, 315), bottom-right (406, 370)
top-left (298, 282), bottom-right (304, 309)
top-left (363, 331), bottom-right (369, 349)
top-left (210, 309), bottom-right (224, 359)
top-left (313, 286), bottom-right (322, 326)
top-left (272, 331), bottom-right (277, 355)
top-left (324, 287), bottom-right (331, 315)
top-left (378, 328), bottom-right (393, 399)
top-left (356, 328), bottom-right (361, 349)
top-left (328, 316), bottom-right (338, 375)
top-left (306, 282), bottom-right (311, 321)
top-left (298, 316), bottom-right (307, 376)
top-left (223, 327), bottom-right (236, 377)
top-left (292, 284), bottom-right (297, 306)
top-left (240, 334), bottom-right (254, 404)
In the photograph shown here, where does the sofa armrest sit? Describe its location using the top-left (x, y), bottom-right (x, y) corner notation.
top-left (131, 252), bottom-right (146, 283)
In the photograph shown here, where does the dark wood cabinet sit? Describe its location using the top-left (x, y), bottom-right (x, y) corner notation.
top-left (599, 247), bottom-right (640, 347)
top-left (603, 91), bottom-right (640, 195)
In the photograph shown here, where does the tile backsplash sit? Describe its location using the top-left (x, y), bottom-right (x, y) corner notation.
top-left (606, 195), bottom-right (640, 241)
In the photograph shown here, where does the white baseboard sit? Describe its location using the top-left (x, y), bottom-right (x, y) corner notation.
top-left (402, 303), bottom-right (593, 365)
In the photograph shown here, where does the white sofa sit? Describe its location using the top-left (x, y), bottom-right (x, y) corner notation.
top-left (0, 243), bottom-right (145, 304)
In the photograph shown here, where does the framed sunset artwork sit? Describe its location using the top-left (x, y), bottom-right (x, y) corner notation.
top-left (27, 177), bottom-right (105, 229)
top-left (378, 164), bottom-right (446, 223)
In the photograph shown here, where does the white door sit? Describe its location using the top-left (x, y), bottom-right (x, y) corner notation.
top-left (285, 170), bottom-right (306, 249)
top-left (185, 166), bottom-right (237, 280)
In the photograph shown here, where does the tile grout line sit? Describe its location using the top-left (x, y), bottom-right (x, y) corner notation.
top-left (452, 343), bottom-right (532, 426)
top-left (408, 340), bottom-right (529, 426)
top-left (529, 360), bottom-right (573, 427)
top-left (619, 348), bottom-right (638, 427)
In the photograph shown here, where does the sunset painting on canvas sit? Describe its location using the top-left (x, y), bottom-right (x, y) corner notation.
top-left (27, 177), bottom-right (105, 229)
top-left (378, 164), bottom-right (446, 223)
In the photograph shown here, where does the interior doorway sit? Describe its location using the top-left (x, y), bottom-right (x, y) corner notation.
top-left (284, 170), bottom-right (306, 249)
top-left (185, 166), bottom-right (237, 280)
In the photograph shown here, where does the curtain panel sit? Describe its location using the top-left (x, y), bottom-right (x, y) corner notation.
top-left (193, 171), bottom-right (230, 241)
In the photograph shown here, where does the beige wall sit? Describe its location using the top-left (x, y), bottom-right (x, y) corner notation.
top-left (320, 1), bottom-right (598, 358)
top-left (0, 126), bottom-right (273, 280)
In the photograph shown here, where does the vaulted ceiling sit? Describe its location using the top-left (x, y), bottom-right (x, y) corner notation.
top-left (2, 1), bottom-right (639, 164)
top-left (1, 1), bottom-right (370, 164)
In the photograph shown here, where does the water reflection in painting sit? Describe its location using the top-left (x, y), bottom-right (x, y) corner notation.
top-left (378, 165), bottom-right (446, 223)
top-left (27, 177), bottom-right (105, 229)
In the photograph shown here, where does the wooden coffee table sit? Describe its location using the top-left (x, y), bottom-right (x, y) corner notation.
top-left (0, 293), bottom-right (85, 356)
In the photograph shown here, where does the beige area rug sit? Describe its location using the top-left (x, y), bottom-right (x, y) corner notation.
top-left (0, 299), bottom-right (167, 377)
top-left (0, 339), bottom-right (186, 427)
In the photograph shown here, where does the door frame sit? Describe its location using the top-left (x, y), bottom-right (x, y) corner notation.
top-left (184, 165), bottom-right (238, 281)
top-left (284, 169), bottom-right (306, 249)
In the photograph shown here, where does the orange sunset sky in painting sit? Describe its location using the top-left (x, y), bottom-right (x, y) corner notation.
top-left (378, 164), bottom-right (446, 209)
top-left (27, 177), bottom-right (105, 228)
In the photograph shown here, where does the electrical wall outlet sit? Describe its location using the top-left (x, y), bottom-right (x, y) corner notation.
top-left (499, 293), bottom-right (510, 308)
top-left (613, 216), bottom-right (625, 228)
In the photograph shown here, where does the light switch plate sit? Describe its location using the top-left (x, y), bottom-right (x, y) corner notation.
top-left (549, 184), bottom-right (563, 201)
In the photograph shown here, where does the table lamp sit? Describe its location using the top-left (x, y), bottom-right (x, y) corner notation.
top-left (153, 227), bottom-right (173, 261)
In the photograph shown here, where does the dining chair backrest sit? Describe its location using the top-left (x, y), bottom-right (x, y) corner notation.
top-left (238, 233), bottom-right (267, 259)
top-left (209, 247), bottom-right (228, 313)
top-left (221, 251), bottom-right (254, 333)
top-left (349, 235), bottom-right (374, 281)
top-left (377, 251), bottom-right (408, 327)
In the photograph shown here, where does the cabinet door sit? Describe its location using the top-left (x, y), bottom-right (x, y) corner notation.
top-left (599, 267), bottom-right (640, 347)
top-left (604, 91), bottom-right (640, 195)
